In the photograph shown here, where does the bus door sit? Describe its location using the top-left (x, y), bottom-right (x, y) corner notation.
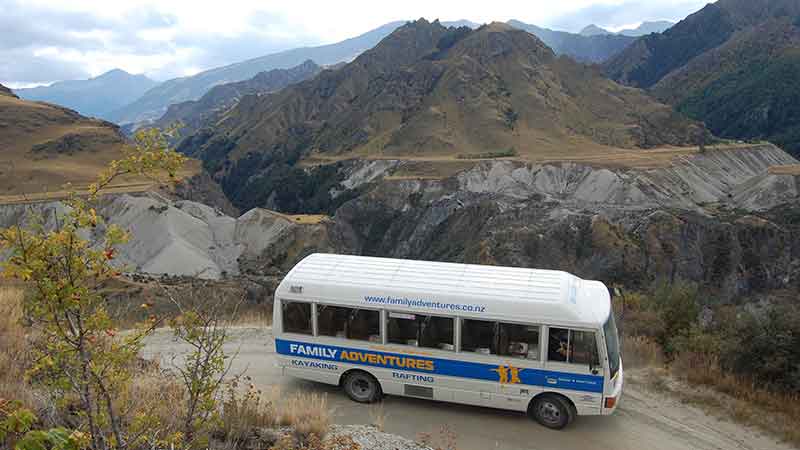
top-left (543, 326), bottom-right (604, 409)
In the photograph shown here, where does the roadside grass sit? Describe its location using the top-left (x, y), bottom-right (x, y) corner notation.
top-left (0, 285), bottom-right (38, 410)
top-left (217, 382), bottom-right (332, 447)
top-left (278, 393), bottom-right (331, 442)
top-left (1, 284), bottom-right (333, 448)
top-left (621, 335), bottom-right (663, 369)
top-left (670, 351), bottom-right (800, 446)
top-left (627, 339), bottom-right (800, 447)
top-left (233, 307), bottom-right (273, 327)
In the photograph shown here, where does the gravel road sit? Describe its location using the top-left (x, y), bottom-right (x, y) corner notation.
top-left (142, 327), bottom-right (793, 450)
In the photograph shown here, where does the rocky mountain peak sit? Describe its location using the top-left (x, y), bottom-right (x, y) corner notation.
top-left (580, 24), bottom-right (611, 36)
top-left (454, 20), bottom-right (555, 64)
top-left (356, 18), bottom-right (450, 69)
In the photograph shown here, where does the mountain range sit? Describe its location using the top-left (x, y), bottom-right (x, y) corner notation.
top-left (154, 60), bottom-right (323, 136)
top-left (106, 21), bottom-right (417, 125)
top-left (178, 19), bottom-right (700, 211)
top-left (97, 19), bottom-right (651, 127)
top-left (14, 69), bottom-right (158, 120)
top-left (508, 20), bottom-right (637, 63)
top-left (580, 21), bottom-right (675, 37)
top-left (605, 0), bottom-right (800, 156)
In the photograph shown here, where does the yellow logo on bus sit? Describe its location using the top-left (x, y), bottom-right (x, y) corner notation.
top-left (493, 365), bottom-right (522, 384)
top-left (340, 350), bottom-right (435, 371)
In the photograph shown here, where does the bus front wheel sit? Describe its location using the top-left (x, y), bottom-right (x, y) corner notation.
top-left (342, 371), bottom-right (382, 403)
top-left (530, 394), bottom-right (574, 430)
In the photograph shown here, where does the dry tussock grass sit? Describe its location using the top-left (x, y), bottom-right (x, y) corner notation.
top-left (625, 332), bottom-right (800, 446)
top-left (218, 381), bottom-right (280, 445)
top-left (0, 285), bottom-right (38, 409)
top-left (622, 335), bottom-right (664, 369)
top-left (671, 351), bottom-right (800, 446)
top-left (216, 381), bottom-right (331, 447)
top-left (278, 392), bottom-right (330, 442)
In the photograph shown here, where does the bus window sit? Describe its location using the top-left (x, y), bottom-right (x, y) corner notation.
top-left (317, 305), bottom-right (380, 342)
top-left (548, 327), bottom-right (599, 365)
top-left (548, 327), bottom-right (569, 362)
top-left (282, 301), bottom-right (312, 335)
top-left (461, 319), bottom-right (497, 355)
top-left (388, 313), bottom-right (454, 351)
top-left (571, 330), bottom-right (599, 365)
top-left (498, 323), bottom-right (540, 360)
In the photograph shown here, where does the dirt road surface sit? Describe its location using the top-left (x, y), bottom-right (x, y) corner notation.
top-left (142, 328), bottom-right (794, 450)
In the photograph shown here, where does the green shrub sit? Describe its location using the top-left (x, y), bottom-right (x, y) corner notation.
top-left (649, 282), bottom-right (701, 356)
top-left (456, 148), bottom-right (518, 159)
top-left (720, 305), bottom-right (800, 392)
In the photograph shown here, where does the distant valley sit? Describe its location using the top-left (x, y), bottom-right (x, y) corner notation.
top-left (3, 1), bottom-right (800, 299)
top-left (4, 2), bottom-right (800, 448)
top-left (179, 20), bottom-right (699, 212)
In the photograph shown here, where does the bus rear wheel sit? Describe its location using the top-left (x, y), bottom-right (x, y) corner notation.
top-left (530, 394), bottom-right (574, 430)
top-left (342, 371), bottom-right (382, 403)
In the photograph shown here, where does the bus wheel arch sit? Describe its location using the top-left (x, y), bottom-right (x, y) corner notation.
top-left (340, 369), bottom-right (383, 403)
top-left (528, 392), bottom-right (577, 429)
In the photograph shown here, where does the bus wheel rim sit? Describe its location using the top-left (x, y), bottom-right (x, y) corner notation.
top-left (539, 401), bottom-right (561, 424)
top-left (350, 376), bottom-right (372, 399)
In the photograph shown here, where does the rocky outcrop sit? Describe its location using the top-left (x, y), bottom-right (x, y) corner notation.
top-left (0, 193), bottom-right (334, 280)
top-left (3, 144), bottom-right (797, 298)
top-left (169, 171), bottom-right (240, 217)
top-left (458, 144), bottom-right (798, 211)
top-left (330, 145), bottom-right (800, 299)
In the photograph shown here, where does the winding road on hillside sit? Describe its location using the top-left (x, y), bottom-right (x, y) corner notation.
top-left (143, 328), bottom-right (792, 450)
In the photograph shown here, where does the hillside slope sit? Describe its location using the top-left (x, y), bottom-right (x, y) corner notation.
top-left (604, 0), bottom-right (800, 156)
top-left (0, 84), bottom-right (196, 203)
top-left (15, 69), bottom-right (158, 119)
top-left (180, 20), bottom-right (700, 211)
top-left (155, 60), bottom-right (322, 135)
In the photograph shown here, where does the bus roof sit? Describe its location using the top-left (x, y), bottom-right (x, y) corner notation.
top-left (276, 254), bottom-right (611, 328)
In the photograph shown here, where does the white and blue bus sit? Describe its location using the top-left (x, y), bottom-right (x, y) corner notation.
top-left (273, 254), bottom-right (623, 429)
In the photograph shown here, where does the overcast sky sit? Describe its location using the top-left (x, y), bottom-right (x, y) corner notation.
top-left (0, 0), bottom-right (710, 88)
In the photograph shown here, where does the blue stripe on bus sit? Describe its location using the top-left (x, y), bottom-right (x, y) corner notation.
top-left (275, 338), bottom-right (604, 393)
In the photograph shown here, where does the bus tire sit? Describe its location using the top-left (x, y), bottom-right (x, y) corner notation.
top-left (530, 393), bottom-right (574, 430)
top-left (342, 371), bottom-right (382, 403)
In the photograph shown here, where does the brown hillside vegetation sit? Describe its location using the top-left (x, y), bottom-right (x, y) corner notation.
top-left (185, 20), bottom-right (701, 172)
top-left (0, 85), bottom-right (198, 203)
top-left (604, 0), bottom-right (800, 157)
top-left (154, 60), bottom-right (322, 137)
top-left (0, 84), bottom-right (15, 98)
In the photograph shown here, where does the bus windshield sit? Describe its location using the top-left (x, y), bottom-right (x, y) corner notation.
top-left (603, 313), bottom-right (621, 379)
